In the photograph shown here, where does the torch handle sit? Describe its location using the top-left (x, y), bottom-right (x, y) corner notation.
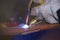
top-left (25, 0), bottom-right (33, 25)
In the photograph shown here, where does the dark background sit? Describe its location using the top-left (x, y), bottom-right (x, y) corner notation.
top-left (0, 0), bottom-right (30, 22)
top-left (0, 0), bottom-right (40, 22)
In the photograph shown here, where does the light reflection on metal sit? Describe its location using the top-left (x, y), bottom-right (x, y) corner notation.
top-left (22, 24), bottom-right (29, 29)
top-left (18, 23), bottom-right (29, 29)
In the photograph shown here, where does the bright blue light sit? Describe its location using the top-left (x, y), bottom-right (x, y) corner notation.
top-left (22, 24), bottom-right (29, 29)
top-left (19, 23), bottom-right (29, 29)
